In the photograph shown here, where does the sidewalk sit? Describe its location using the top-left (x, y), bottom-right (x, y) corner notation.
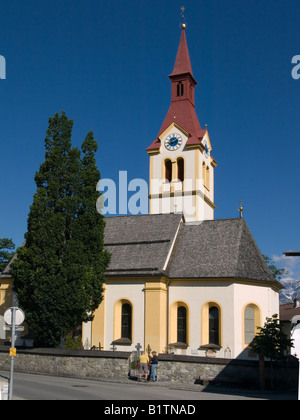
top-left (0, 378), bottom-right (8, 400)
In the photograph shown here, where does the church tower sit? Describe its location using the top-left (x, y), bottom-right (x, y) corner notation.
top-left (147, 25), bottom-right (217, 222)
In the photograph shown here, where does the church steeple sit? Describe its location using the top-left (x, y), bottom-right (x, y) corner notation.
top-left (147, 26), bottom-right (217, 222)
top-left (169, 26), bottom-right (195, 82)
top-left (169, 26), bottom-right (197, 107)
top-left (147, 27), bottom-right (206, 152)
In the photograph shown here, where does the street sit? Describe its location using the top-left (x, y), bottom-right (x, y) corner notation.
top-left (0, 371), bottom-right (296, 400)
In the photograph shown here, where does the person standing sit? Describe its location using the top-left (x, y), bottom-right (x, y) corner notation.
top-left (150, 351), bottom-right (158, 382)
top-left (138, 351), bottom-right (149, 381)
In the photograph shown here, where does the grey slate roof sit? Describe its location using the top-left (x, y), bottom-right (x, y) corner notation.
top-left (2, 214), bottom-right (282, 290)
top-left (166, 218), bottom-right (279, 285)
top-left (104, 214), bottom-right (283, 289)
top-left (104, 213), bottom-right (182, 277)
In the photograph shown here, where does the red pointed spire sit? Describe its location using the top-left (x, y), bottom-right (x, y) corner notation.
top-left (169, 27), bottom-right (195, 81)
top-left (147, 26), bottom-right (207, 153)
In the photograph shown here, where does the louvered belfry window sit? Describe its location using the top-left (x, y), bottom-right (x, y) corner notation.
top-left (177, 158), bottom-right (184, 182)
top-left (165, 159), bottom-right (172, 183)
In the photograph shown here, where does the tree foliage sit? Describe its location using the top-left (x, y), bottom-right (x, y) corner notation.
top-left (12, 111), bottom-right (110, 347)
top-left (263, 255), bottom-right (288, 282)
top-left (250, 314), bottom-right (293, 361)
top-left (0, 238), bottom-right (15, 273)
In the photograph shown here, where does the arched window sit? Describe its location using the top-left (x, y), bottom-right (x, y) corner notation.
top-left (177, 82), bottom-right (184, 97)
top-left (209, 306), bottom-right (219, 345)
top-left (121, 303), bottom-right (132, 340)
top-left (201, 302), bottom-right (222, 348)
top-left (202, 162), bottom-right (206, 186)
top-left (206, 166), bottom-right (210, 190)
top-left (177, 306), bottom-right (187, 343)
top-left (170, 301), bottom-right (189, 347)
top-left (202, 163), bottom-right (210, 191)
top-left (177, 158), bottom-right (184, 182)
top-left (244, 304), bottom-right (260, 346)
top-left (165, 159), bottom-right (172, 183)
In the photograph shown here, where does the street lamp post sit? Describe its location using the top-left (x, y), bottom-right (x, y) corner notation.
top-left (283, 251), bottom-right (300, 401)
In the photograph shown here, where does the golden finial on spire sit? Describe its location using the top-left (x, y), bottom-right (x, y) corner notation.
top-left (238, 201), bottom-right (244, 218)
top-left (181, 6), bottom-right (186, 29)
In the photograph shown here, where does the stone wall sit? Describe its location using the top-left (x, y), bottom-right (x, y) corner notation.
top-left (157, 354), bottom-right (298, 389)
top-left (158, 355), bottom-right (259, 386)
top-left (0, 347), bottom-right (131, 380)
top-left (0, 347), bottom-right (297, 389)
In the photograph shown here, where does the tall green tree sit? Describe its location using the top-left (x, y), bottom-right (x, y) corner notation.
top-left (263, 255), bottom-right (288, 282)
top-left (12, 111), bottom-right (110, 347)
top-left (0, 238), bottom-right (15, 273)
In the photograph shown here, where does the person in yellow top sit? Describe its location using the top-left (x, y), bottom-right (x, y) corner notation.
top-left (138, 351), bottom-right (149, 381)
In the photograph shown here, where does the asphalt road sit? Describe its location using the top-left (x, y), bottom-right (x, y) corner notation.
top-left (1, 371), bottom-right (296, 401)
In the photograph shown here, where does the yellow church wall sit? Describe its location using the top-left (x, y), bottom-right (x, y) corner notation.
top-left (0, 277), bottom-right (31, 345)
top-left (84, 276), bottom-right (280, 359)
top-left (168, 279), bottom-right (280, 358)
top-left (0, 278), bottom-right (13, 315)
top-left (169, 279), bottom-right (231, 355)
top-left (144, 279), bottom-right (168, 354)
top-left (232, 282), bottom-right (279, 357)
top-left (90, 284), bottom-right (106, 349)
top-left (149, 155), bottom-right (153, 215)
top-left (103, 278), bottom-right (146, 352)
top-left (88, 277), bottom-right (170, 354)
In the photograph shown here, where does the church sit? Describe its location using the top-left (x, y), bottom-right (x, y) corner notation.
top-left (82, 25), bottom-right (282, 359)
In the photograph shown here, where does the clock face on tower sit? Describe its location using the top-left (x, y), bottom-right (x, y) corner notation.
top-left (164, 133), bottom-right (182, 151)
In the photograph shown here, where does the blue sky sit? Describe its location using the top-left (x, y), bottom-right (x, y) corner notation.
top-left (0, 0), bottom-right (299, 281)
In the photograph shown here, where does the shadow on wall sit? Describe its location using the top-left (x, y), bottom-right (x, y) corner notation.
top-left (156, 350), bottom-right (298, 398)
top-left (198, 354), bottom-right (299, 394)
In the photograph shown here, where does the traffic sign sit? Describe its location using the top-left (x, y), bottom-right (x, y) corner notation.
top-left (3, 307), bottom-right (25, 400)
top-left (9, 348), bottom-right (16, 357)
top-left (4, 307), bottom-right (25, 326)
top-left (3, 325), bottom-right (24, 332)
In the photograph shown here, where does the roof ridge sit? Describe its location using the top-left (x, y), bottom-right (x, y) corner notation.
top-left (105, 213), bottom-right (182, 220)
top-left (235, 218), bottom-right (246, 276)
top-left (184, 217), bottom-right (243, 226)
top-left (163, 218), bottom-right (183, 273)
top-left (105, 239), bottom-right (171, 246)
